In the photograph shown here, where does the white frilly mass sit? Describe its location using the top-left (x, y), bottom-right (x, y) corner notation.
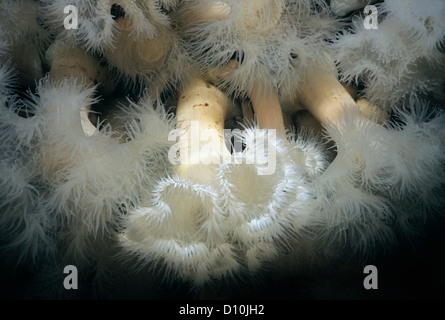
top-left (310, 105), bottom-right (445, 258)
top-left (1, 67), bottom-right (445, 285)
top-left (118, 103), bottom-right (445, 284)
top-left (0, 71), bottom-right (175, 266)
top-left (1, 0), bottom-right (445, 289)
top-left (177, 0), bottom-right (340, 101)
top-left (118, 127), bottom-right (327, 284)
top-left (332, 0), bottom-right (445, 111)
top-left (41, 0), bottom-right (193, 94)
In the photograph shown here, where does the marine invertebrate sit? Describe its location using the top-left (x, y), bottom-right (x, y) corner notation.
top-left (332, 0), bottom-right (445, 111)
top-left (177, 0), bottom-right (339, 129)
top-left (0, 0), bottom-right (444, 299)
top-left (0, 0), bottom-right (54, 265)
top-left (41, 0), bottom-right (193, 97)
top-left (119, 76), bottom-right (240, 285)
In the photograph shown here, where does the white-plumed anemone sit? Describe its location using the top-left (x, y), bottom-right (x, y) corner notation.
top-left (0, 0), bottom-right (443, 297)
top-left (177, 0), bottom-right (339, 102)
top-left (332, 0), bottom-right (445, 111)
top-left (311, 104), bottom-right (445, 257)
top-left (41, 0), bottom-right (179, 52)
top-left (41, 0), bottom-right (119, 52)
top-left (119, 175), bottom-right (239, 285)
top-left (119, 77), bottom-right (241, 285)
top-left (119, 122), bottom-right (329, 284)
top-left (382, 107), bottom-right (445, 199)
top-left (216, 127), bottom-right (322, 272)
top-left (110, 0), bottom-right (179, 41)
top-left (1, 73), bottom-right (174, 267)
top-left (0, 68), bottom-right (54, 264)
top-left (312, 162), bottom-right (396, 257)
top-left (41, 0), bottom-right (191, 96)
top-left (382, 105), bottom-right (445, 238)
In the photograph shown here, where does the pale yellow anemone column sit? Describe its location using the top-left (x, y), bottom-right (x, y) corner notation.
top-left (295, 58), bottom-right (389, 127)
top-left (175, 76), bottom-right (236, 183)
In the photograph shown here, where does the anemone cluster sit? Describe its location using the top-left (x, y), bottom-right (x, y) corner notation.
top-left (1, 0), bottom-right (444, 298)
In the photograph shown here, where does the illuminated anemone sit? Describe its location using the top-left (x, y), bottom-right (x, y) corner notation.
top-left (332, 0), bottom-right (445, 111)
top-left (0, 0), bottom-right (444, 298)
top-left (41, 0), bottom-right (193, 97)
